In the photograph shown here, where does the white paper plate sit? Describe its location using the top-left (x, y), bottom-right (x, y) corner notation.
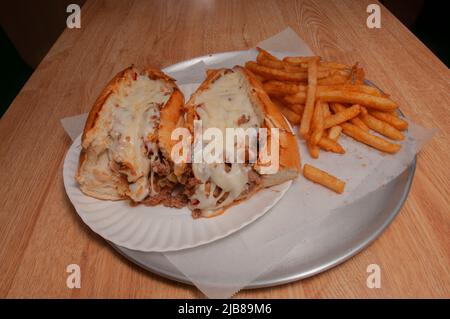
top-left (63, 135), bottom-right (291, 252)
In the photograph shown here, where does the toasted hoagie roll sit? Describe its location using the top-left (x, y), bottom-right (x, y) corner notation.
top-left (184, 66), bottom-right (301, 218)
top-left (76, 66), bottom-right (186, 206)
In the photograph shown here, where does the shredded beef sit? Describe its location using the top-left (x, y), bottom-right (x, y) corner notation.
top-left (178, 165), bottom-right (200, 197)
top-left (142, 187), bottom-right (188, 208)
top-left (237, 170), bottom-right (262, 198)
top-left (152, 159), bottom-right (171, 176)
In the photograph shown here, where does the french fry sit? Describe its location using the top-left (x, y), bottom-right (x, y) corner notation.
top-left (286, 103), bottom-right (304, 115)
top-left (317, 72), bottom-right (350, 85)
top-left (256, 47), bottom-right (280, 61)
top-left (284, 64), bottom-right (308, 73)
top-left (271, 98), bottom-right (302, 124)
top-left (330, 102), bottom-right (369, 131)
top-left (307, 140), bottom-right (320, 159)
top-left (336, 68), bottom-right (353, 77)
top-left (349, 116), bottom-right (369, 131)
top-left (316, 89), bottom-right (398, 111)
top-left (317, 137), bottom-right (345, 154)
top-left (263, 81), bottom-right (304, 96)
top-left (286, 83), bottom-right (385, 104)
top-left (246, 61), bottom-right (308, 82)
top-left (322, 102), bottom-right (331, 118)
top-left (257, 57), bottom-right (285, 70)
top-left (283, 56), bottom-right (319, 65)
top-left (319, 84), bottom-right (383, 97)
top-left (303, 164), bottom-right (346, 193)
top-left (328, 125), bottom-right (342, 141)
top-left (253, 73), bottom-right (267, 83)
top-left (284, 92), bottom-right (306, 104)
top-left (320, 61), bottom-right (350, 70)
top-left (369, 111), bottom-right (408, 131)
top-left (360, 108), bottom-right (405, 140)
top-left (341, 122), bottom-right (401, 153)
top-left (287, 62), bottom-right (345, 73)
top-left (387, 110), bottom-right (399, 117)
top-left (324, 104), bottom-right (361, 129)
top-left (299, 58), bottom-right (319, 137)
top-left (281, 108), bottom-right (302, 125)
top-left (352, 65), bottom-right (365, 84)
top-left (360, 106), bottom-right (369, 116)
top-left (256, 51), bottom-right (285, 70)
top-left (353, 67), bottom-right (365, 84)
top-left (311, 100), bottom-right (324, 145)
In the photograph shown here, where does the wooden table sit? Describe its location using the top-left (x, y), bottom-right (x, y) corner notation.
top-left (1, 0), bottom-right (449, 298)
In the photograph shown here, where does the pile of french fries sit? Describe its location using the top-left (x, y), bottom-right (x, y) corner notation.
top-left (245, 48), bottom-right (409, 194)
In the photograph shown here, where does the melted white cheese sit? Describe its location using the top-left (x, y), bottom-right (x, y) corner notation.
top-left (195, 71), bottom-right (260, 132)
top-left (92, 73), bottom-right (172, 201)
top-left (190, 70), bottom-right (261, 212)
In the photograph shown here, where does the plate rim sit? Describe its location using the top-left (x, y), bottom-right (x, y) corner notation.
top-left (64, 134), bottom-right (292, 252)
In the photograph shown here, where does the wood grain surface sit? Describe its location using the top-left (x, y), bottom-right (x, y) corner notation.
top-left (0, 0), bottom-right (449, 298)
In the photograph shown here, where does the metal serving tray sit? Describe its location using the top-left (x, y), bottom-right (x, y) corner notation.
top-left (110, 51), bottom-right (416, 289)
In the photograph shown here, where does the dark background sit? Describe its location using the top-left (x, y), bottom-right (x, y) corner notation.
top-left (0, 0), bottom-right (448, 117)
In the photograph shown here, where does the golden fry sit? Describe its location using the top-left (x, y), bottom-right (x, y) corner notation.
top-left (320, 61), bottom-right (350, 70)
top-left (263, 81), bottom-right (304, 96)
top-left (341, 122), bottom-right (401, 153)
top-left (246, 61), bottom-right (308, 81)
top-left (283, 64), bottom-right (308, 73)
top-left (283, 56), bottom-right (319, 65)
top-left (281, 107), bottom-right (302, 125)
top-left (317, 90), bottom-right (398, 111)
top-left (350, 116), bottom-right (369, 131)
top-left (286, 103), bottom-right (304, 115)
top-left (324, 104), bottom-right (361, 129)
top-left (360, 106), bottom-right (369, 116)
top-left (252, 73), bottom-right (266, 83)
top-left (328, 125), bottom-right (342, 141)
top-left (347, 116), bottom-right (367, 131)
top-left (317, 72), bottom-right (350, 85)
top-left (288, 63), bottom-right (345, 73)
top-left (310, 100), bottom-right (324, 145)
top-left (370, 111), bottom-right (408, 131)
top-left (317, 137), bottom-right (345, 154)
top-left (257, 52), bottom-right (285, 70)
top-left (271, 98), bottom-right (302, 125)
top-left (284, 92), bottom-right (306, 104)
top-left (307, 140), bottom-right (320, 159)
top-left (330, 103), bottom-right (369, 131)
top-left (319, 84), bottom-right (383, 97)
top-left (352, 66), bottom-right (365, 84)
top-left (322, 102), bottom-right (331, 118)
top-left (303, 164), bottom-right (346, 194)
top-left (299, 58), bottom-right (319, 137)
top-left (360, 111), bottom-right (405, 141)
top-left (256, 47), bottom-right (279, 61)
top-left (387, 110), bottom-right (399, 117)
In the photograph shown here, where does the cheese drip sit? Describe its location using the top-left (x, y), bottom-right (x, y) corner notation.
top-left (92, 73), bottom-right (172, 201)
top-left (190, 70), bottom-right (261, 212)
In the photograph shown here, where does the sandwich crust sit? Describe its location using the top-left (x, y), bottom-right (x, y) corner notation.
top-left (185, 66), bottom-right (301, 178)
top-left (242, 66), bottom-right (301, 186)
top-left (184, 66), bottom-right (301, 215)
top-left (77, 66), bottom-right (184, 201)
